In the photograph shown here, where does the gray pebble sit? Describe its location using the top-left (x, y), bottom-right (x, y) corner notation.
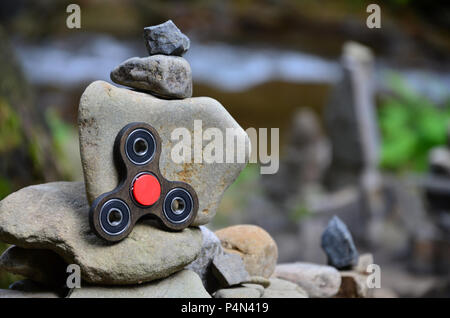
top-left (143, 20), bottom-right (190, 56)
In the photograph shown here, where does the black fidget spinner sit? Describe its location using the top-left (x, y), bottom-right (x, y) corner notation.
top-left (89, 122), bottom-right (199, 242)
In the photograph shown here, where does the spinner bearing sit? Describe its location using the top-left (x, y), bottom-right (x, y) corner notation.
top-left (89, 122), bottom-right (198, 242)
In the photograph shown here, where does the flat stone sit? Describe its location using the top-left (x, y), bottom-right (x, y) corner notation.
top-left (321, 216), bottom-right (359, 269)
top-left (68, 270), bottom-right (210, 298)
top-left (242, 276), bottom-right (271, 288)
top-left (211, 252), bottom-right (250, 288)
top-left (0, 182), bottom-right (202, 285)
top-left (215, 225), bottom-right (278, 278)
top-left (274, 262), bottom-right (341, 298)
top-left (79, 81), bottom-right (249, 226)
top-left (214, 285), bottom-right (262, 298)
top-left (336, 270), bottom-right (372, 298)
top-left (242, 283), bottom-right (264, 294)
top-left (143, 20), bottom-right (190, 56)
top-left (262, 278), bottom-right (308, 298)
top-left (0, 245), bottom-right (67, 286)
top-left (185, 226), bottom-right (223, 291)
top-left (110, 55), bottom-right (192, 99)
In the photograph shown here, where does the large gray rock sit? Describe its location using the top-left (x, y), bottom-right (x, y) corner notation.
top-left (211, 252), bottom-right (250, 288)
top-left (110, 55), bottom-right (192, 99)
top-left (323, 41), bottom-right (379, 190)
top-left (0, 181), bottom-right (202, 285)
top-left (274, 262), bottom-right (341, 298)
top-left (321, 216), bottom-right (359, 269)
top-left (185, 226), bottom-right (223, 290)
top-left (68, 270), bottom-right (210, 298)
top-left (143, 20), bottom-right (190, 56)
top-left (0, 245), bottom-right (67, 286)
top-left (78, 81), bottom-right (249, 226)
top-left (262, 278), bottom-right (308, 298)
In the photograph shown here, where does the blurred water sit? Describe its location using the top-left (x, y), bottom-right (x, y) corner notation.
top-left (14, 34), bottom-right (341, 89)
top-left (186, 42), bottom-right (341, 90)
top-left (14, 35), bottom-right (136, 87)
top-left (13, 34), bottom-right (450, 102)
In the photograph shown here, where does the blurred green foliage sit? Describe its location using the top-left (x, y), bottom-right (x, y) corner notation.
top-left (45, 108), bottom-right (83, 181)
top-left (46, 108), bottom-right (72, 155)
top-left (379, 74), bottom-right (450, 172)
top-left (0, 178), bottom-right (11, 200)
top-left (289, 203), bottom-right (312, 222)
top-left (0, 98), bottom-right (22, 154)
top-left (213, 164), bottom-right (260, 228)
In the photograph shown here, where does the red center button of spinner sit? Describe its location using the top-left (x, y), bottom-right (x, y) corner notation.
top-left (132, 173), bottom-right (161, 206)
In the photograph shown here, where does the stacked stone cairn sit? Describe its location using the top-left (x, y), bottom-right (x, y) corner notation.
top-left (0, 21), bottom-right (376, 298)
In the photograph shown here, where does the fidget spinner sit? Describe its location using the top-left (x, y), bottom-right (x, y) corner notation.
top-left (89, 122), bottom-right (198, 242)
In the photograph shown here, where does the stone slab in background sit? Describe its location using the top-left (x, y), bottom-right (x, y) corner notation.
top-left (68, 270), bottom-right (210, 298)
top-left (215, 225), bottom-right (278, 278)
top-left (79, 81), bottom-right (249, 226)
top-left (143, 20), bottom-right (190, 56)
top-left (110, 55), bottom-right (192, 99)
top-left (323, 41), bottom-right (379, 190)
top-left (274, 262), bottom-right (341, 298)
top-left (321, 216), bottom-right (359, 269)
top-left (0, 245), bottom-right (67, 286)
top-left (260, 108), bottom-right (331, 204)
top-left (262, 278), bottom-right (308, 298)
top-left (0, 181), bottom-right (202, 285)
